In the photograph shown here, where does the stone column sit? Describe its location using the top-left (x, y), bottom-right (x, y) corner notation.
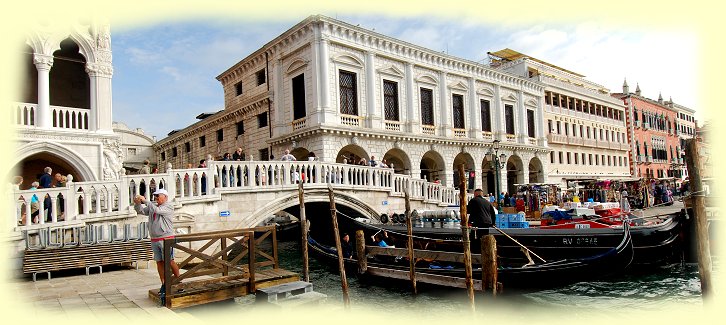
top-left (319, 37), bottom-right (331, 111)
top-left (468, 77), bottom-right (481, 139)
top-left (517, 90), bottom-right (527, 143)
top-left (34, 54), bottom-right (53, 129)
top-left (492, 84), bottom-right (503, 141)
top-left (536, 95), bottom-right (547, 146)
top-left (272, 56), bottom-right (287, 136)
top-left (365, 51), bottom-right (380, 128)
top-left (86, 63), bottom-right (114, 133)
top-left (438, 71), bottom-right (451, 137)
top-left (405, 62), bottom-right (418, 133)
top-left (310, 29), bottom-right (321, 122)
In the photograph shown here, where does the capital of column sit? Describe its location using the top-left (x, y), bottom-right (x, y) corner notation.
top-left (33, 54), bottom-right (53, 70)
top-left (86, 63), bottom-right (114, 77)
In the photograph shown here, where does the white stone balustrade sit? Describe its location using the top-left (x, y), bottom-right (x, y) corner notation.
top-left (7, 160), bottom-right (461, 232)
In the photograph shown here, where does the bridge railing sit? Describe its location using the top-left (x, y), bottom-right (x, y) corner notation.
top-left (7, 160), bottom-right (458, 233)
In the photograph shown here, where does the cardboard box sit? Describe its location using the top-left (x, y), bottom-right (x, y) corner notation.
top-left (502, 207), bottom-right (517, 214)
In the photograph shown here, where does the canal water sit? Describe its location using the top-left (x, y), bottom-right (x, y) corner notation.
top-left (188, 239), bottom-right (715, 322)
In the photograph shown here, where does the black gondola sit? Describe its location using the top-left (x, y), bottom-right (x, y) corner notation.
top-left (307, 222), bottom-right (633, 289)
top-left (358, 212), bottom-right (682, 266)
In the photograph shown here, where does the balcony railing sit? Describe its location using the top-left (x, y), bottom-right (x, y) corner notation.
top-left (547, 133), bottom-right (567, 144)
top-left (422, 125), bottom-right (435, 135)
top-left (583, 139), bottom-right (597, 147)
top-left (13, 102), bottom-right (90, 130)
top-left (481, 131), bottom-right (493, 140)
top-left (646, 156), bottom-right (652, 163)
top-left (568, 136), bottom-right (584, 146)
top-left (527, 138), bottom-right (537, 145)
top-left (340, 114), bottom-right (361, 127)
top-left (505, 134), bottom-right (516, 142)
top-left (643, 123), bottom-right (650, 130)
top-left (453, 128), bottom-right (466, 138)
top-left (385, 121), bottom-right (401, 132)
top-left (634, 120), bottom-right (641, 128)
top-left (292, 117), bottom-right (307, 131)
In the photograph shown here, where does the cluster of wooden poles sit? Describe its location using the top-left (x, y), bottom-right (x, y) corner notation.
top-left (295, 165), bottom-right (498, 311)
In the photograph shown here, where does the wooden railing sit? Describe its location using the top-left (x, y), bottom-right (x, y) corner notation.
top-left (161, 226), bottom-right (279, 308)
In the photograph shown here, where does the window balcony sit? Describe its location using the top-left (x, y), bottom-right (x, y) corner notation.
top-left (505, 134), bottom-right (516, 142)
top-left (292, 117), bottom-right (307, 131)
top-left (547, 133), bottom-right (567, 144)
top-left (643, 122), bottom-right (650, 130)
top-left (385, 121), bottom-right (401, 132)
top-left (340, 114), bottom-right (361, 127)
top-left (453, 128), bottom-right (466, 138)
top-left (422, 125), bottom-right (436, 135)
top-left (481, 131), bottom-right (493, 141)
top-left (634, 120), bottom-right (641, 128)
top-left (646, 156), bottom-right (652, 163)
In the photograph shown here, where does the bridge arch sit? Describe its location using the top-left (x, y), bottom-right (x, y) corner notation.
top-left (233, 188), bottom-right (381, 229)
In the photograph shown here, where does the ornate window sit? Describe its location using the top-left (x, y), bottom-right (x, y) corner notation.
top-left (480, 99), bottom-right (492, 132)
top-left (420, 88), bottom-right (434, 126)
top-left (383, 80), bottom-right (399, 121)
top-left (339, 70), bottom-right (358, 115)
top-left (452, 94), bottom-right (464, 129)
top-left (504, 104), bottom-right (515, 135)
top-left (527, 109), bottom-right (535, 138)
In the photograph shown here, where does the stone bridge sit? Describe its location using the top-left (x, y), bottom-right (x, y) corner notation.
top-left (4, 160), bottom-right (462, 266)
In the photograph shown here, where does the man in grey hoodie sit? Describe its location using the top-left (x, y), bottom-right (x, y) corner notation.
top-left (134, 189), bottom-right (180, 294)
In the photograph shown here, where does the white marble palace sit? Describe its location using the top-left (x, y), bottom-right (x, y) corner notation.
top-left (10, 19), bottom-right (123, 187)
top-left (155, 15), bottom-right (550, 195)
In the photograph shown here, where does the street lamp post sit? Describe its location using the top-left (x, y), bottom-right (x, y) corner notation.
top-left (486, 140), bottom-right (507, 212)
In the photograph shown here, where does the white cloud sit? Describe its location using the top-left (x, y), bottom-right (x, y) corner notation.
top-left (160, 66), bottom-right (182, 81)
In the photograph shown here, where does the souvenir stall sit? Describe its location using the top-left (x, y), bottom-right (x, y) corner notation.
top-left (514, 183), bottom-right (562, 218)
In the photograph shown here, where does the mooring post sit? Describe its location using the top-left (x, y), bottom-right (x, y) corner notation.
top-left (458, 164), bottom-right (475, 312)
top-left (404, 181), bottom-right (417, 294)
top-left (356, 230), bottom-right (367, 274)
top-left (328, 185), bottom-right (350, 308)
top-left (684, 138), bottom-right (712, 299)
top-left (298, 182), bottom-right (309, 282)
top-left (481, 234), bottom-right (498, 296)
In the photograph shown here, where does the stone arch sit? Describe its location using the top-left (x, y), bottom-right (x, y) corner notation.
top-left (528, 156), bottom-right (545, 183)
top-left (51, 37), bottom-right (90, 110)
top-left (382, 148), bottom-right (411, 174)
top-left (233, 188), bottom-right (380, 229)
top-left (480, 157), bottom-right (495, 195)
top-left (11, 141), bottom-right (96, 184)
top-left (506, 154), bottom-right (524, 194)
top-left (20, 45), bottom-right (38, 105)
top-left (336, 144), bottom-right (369, 164)
top-left (290, 147), bottom-right (311, 161)
top-left (419, 150), bottom-right (445, 184)
top-left (452, 152), bottom-right (475, 190)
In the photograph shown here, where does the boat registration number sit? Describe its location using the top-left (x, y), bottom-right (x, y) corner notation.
top-left (562, 237), bottom-right (598, 246)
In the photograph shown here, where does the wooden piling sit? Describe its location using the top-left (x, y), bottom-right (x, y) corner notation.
top-left (458, 164), bottom-right (475, 312)
top-left (481, 235), bottom-right (497, 296)
top-left (355, 230), bottom-right (367, 274)
top-left (328, 185), bottom-right (350, 308)
top-left (298, 182), bottom-right (309, 282)
top-left (684, 138), bottom-right (712, 298)
top-left (404, 182), bottom-right (417, 294)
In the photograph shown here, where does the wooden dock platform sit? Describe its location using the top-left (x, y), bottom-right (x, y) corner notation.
top-left (147, 226), bottom-right (301, 309)
top-left (148, 268), bottom-right (299, 309)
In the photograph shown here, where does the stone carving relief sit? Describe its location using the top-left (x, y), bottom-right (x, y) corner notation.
top-left (102, 138), bottom-right (124, 180)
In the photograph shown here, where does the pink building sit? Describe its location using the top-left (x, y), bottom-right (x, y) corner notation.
top-left (613, 82), bottom-right (683, 181)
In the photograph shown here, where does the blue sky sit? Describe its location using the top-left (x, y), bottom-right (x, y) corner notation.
top-left (111, 14), bottom-right (699, 139)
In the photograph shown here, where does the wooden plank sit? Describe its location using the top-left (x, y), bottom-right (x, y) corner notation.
top-left (366, 246), bottom-right (482, 264)
top-left (367, 266), bottom-right (482, 290)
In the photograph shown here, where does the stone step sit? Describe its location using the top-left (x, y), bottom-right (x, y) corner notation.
top-left (272, 291), bottom-right (328, 309)
top-left (255, 280), bottom-right (313, 303)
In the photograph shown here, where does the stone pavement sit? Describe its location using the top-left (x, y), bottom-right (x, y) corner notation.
top-left (5, 265), bottom-right (193, 320)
